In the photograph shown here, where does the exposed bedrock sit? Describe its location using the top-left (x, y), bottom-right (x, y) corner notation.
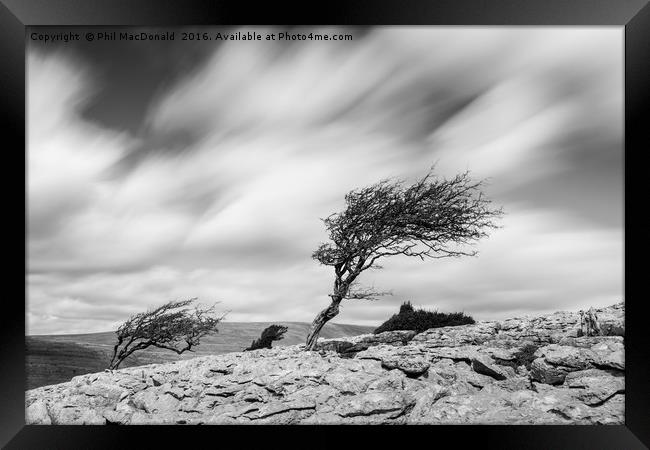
top-left (26, 302), bottom-right (624, 424)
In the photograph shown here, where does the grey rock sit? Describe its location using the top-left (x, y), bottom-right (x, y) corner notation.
top-left (48, 403), bottom-right (106, 425)
top-left (103, 409), bottom-right (133, 425)
top-left (335, 391), bottom-right (413, 419)
top-left (412, 322), bottom-right (499, 347)
top-left (316, 340), bottom-right (355, 354)
top-left (470, 355), bottom-right (511, 380)
top-left (429, 359), bottom-right (494, 391)
top-left (423, 345), bottom-right (481, 362)
top-left (323, 369), bottom-right (373, 394)
top-left (381, 356), bottom-right (430, 377)
top-left (26, 400), bottom-right (51, 425)
top-left (530, 358), bottom-right (570, 385)
top-left (317, 330), bottom-right (417, 354)
top-left (530, 336), bottom-right (624, 385)
top-left (355, 343), bottom-right (429, 376)
top-left (150, 373), bottom-right (165, 386)
top-left (564, 369), bottom-right (624, 405)
top-left (408, 384), bottom-right (449, 423)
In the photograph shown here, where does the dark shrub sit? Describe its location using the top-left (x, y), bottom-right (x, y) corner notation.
top-left (494, 343), bottom-right (539, 370)
top-left (511, 343), bottom-right (540, 370)
top-left (374, 302), bottom-right (475, 334)
top-left (246, 324), bottom-right (288, 351)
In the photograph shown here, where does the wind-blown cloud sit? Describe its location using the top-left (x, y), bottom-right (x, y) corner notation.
top-left (27, 27), bottom-right (623, 335)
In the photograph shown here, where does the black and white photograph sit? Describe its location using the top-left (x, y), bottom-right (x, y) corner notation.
top-left (25, 26), bottom-right (624, 425)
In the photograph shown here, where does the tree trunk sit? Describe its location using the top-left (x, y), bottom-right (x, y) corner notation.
top-left (305, 297), bottom-right (341, 350)
top-left (109, 352), bottom-right (122, 370)
top-left (109, 351), bottom-right (128, 370)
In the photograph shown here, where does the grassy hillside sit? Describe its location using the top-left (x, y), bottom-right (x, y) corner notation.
top-left (26, 321), bottom-right (374, 390)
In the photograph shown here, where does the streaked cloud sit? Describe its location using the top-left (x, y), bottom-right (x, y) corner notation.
top-left (28, 27), bottom-right (623, 334)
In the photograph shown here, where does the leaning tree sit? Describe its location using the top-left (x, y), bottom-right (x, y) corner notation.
top-left (305, 168), bottom-right (503, 350)
top-left (108, 298), bottom-right (225, 370)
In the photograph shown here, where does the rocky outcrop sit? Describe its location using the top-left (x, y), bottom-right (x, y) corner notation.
top-left (25, 302), bottom-right (624, 425)
top-left (529, 336), bottom-right (624, 384)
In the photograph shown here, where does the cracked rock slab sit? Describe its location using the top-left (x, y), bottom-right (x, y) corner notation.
top-left (470, 355), bottom-right (512, 380)
top-left (335, 391), bottom-right (414, 419)
top-left (381, 356), bottom-right (430, 377)
top-left (564, 369), bottom-right (624, 405)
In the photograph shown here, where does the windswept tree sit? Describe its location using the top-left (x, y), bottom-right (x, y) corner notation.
top-left (109, 298), bottom-right (225, 370)
top-left (306, 168), bottom-right (503, 350)
top-left (245, 324), bottom-right (289, 351)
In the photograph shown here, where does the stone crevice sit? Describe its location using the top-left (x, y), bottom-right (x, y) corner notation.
top-left (583, 390), bottom-right (625, 408)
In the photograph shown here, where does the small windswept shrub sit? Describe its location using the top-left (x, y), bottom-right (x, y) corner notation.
top-left (494, 343), bottom-right (540, 370)
top-left (374, 301), bottom-right (475, 334)
top-left (512, 343), bottom-right (540, 370)
top-left (245, 324), bottom-right (288, 351)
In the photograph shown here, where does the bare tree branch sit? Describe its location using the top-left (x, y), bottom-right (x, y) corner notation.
top-left (344, 282), bottom-right (393, 301)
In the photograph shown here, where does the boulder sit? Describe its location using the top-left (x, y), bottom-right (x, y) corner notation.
top-left (26, 400), bottom-right (51, 425)
top-left (317, 330), bottom-right (417, 354)
top-left (563, 369), bottom-right (624, 405)
top-left (422, 345), bottom-right (482, 362)
top-left (412, 322), bottom-right (499, 347)
top-left (356, 343), bottom-right (430, 377)
top-left (335, 391), bottom-right (414, 420)
top-left (316, 340), bottom-right (355, 354)
top-left (470, 355), bottom-right (512, 380)
top-left (381, 356), bottom-right (430, 377)
top-left (594, 302), bottom-right (625, 336)
top-left (530, 358), bottom-right (568, 385)
top-left (530, 336), bottom-right (624, 385)
top-left (428, 359), bottom-right (495, 391)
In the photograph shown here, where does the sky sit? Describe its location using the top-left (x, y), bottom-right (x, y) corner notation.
top-left (27, 27), bottom-right (624, 335)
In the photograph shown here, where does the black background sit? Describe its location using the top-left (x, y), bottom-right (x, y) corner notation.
top-left (1, 0), bottom-right (648, 448)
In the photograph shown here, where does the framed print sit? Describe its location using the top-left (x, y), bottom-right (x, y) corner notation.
top-left (2, 0), bottom-right (648, 448)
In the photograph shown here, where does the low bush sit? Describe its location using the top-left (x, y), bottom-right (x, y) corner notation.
top-left (374, 301), bottom-right (475, 334)
top-left (245, 324), bottom-right (288, 351)
top-left (511, 343), bottom-right (540, 369)
top-left (494, 343), bottom-right (539, 370)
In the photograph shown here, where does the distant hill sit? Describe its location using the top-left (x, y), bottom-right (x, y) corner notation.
top-left (26, 321), bottom-right (375, 390)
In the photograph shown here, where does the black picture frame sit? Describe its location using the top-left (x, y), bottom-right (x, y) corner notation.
top-left (2, 0), bottom-right (648, 448)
